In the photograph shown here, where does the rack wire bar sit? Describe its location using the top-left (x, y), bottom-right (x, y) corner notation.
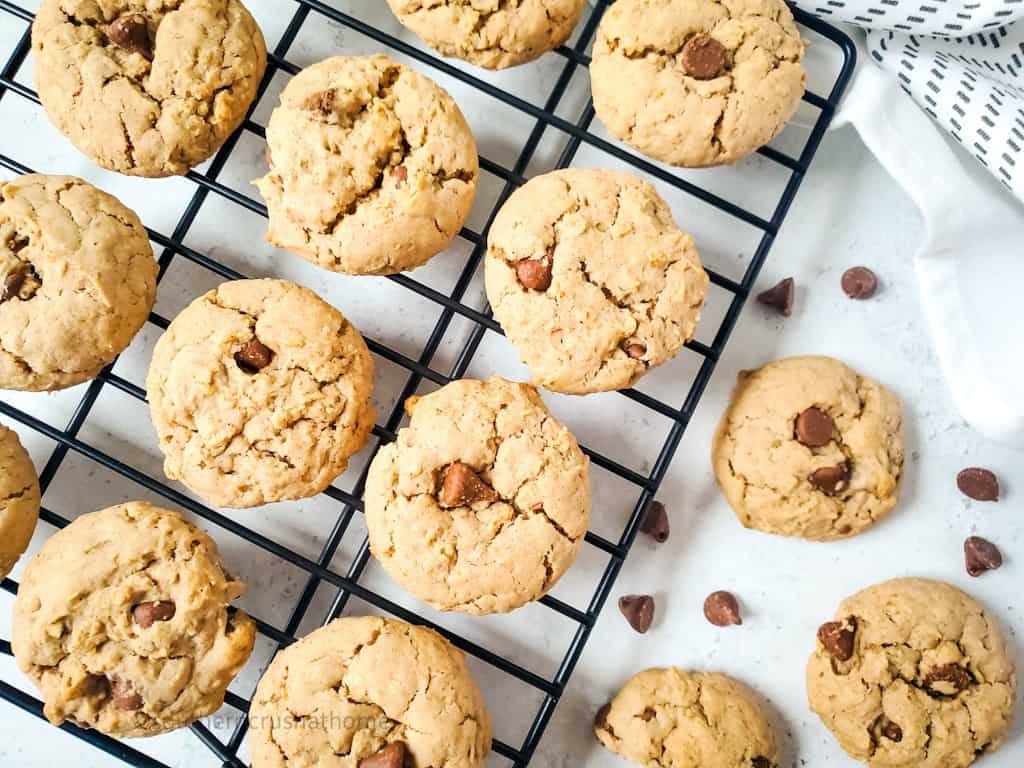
top-left (0, 1), bottom-right (856, 766)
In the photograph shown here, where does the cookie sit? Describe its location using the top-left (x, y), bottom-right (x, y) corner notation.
top-left (590, 0), bottom-right (806, 167)
top-left (12, 501), bottom-right (255, 737)
top-left (0, 174), bottom-right (157, 391)
top-left (712, 355), bottom-right (903, 541)
top-left (807, 578), bottom-right (1017, 768)
top-left (32, 0), bottom-right (267, 177)
top-left (386, 0), bottom-right (588, 69)
top-left (0, 424), bottom-right (40, 581)
top-left (595, 668), bottom-right (779, 768)
top-left (147, 278), bottom-right (375, 509)
top-left (365, 377), bottom-right (590, 614)
top-left (254, 55), bottom-right (478, 275)
top-left (484, 168), bottom-right (708, 394)
top-left (248, 616), bottom-right (492, 768)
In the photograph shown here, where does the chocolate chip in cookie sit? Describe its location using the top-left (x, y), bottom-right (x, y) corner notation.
top-left (618, 594), bottom-right (655, 633)
top-left (303, 89), bottom-right (336, 113)
top-left (817, 616), bottom-right (857, 661)
top-left (109, 675), bottom-right (143, 710)
top-left (964, 536), bottom-right (1002, 577)
top-left (358, 742), bottom-right (406, 768)
top-left (924, 663), bottom-right (972, 695)
top-left (234, 338), bottom-right (274, 373)
top-left (874, 715), bottom-right (903, 743)
top-left (756, 277), bottom-right (794, 316)
top-left (133, 600), bottom-right (176, 628)
top-left (681, 34), bottom-right (728, 79)
top-left (794, 407), bottom-right (834, 447)
top-left (107, 14), bottom-right (152, 60)
top-left (639, 500), bottom-right (670, 543)
top-left (388, 166), bottom-right (408, 189)
top-left (809, 462), bottom-right (849, 494)
top-left (841, 266), bottom-right (878, 299)
top-left (957, 467), bottom-right (999, 501)
top-left (623, 341), bottom-right (647, 360)
top-left (6, 233), bottom-right (28, 253)
top-left (704, 590), bottom-right (742, 626)
top-left (439, 461), bottom-right (498, 507)
top-left (515, 252), bottom-right (553, 291)
top-left (751, 758), bottom-right (773, 768)
top-left (594, 702), bottom-right (615, 737)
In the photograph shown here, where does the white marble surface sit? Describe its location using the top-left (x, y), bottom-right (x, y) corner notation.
top-left (0, 2), bottom-right (1021, 767)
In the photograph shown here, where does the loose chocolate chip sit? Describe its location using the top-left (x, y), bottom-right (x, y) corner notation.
top-left (303, 89), bottom-right (336, 112)
top-left (756, 277), bottom-right (794, 316)
top-left (964, 536), bottom-right (1003, 577)
top-left (132, 600), bottom-right (176, 628)
top-left (234, 338), bottom-right (273, 373)
top-left (358, 742), bottom-right (406, 768)
top-left (881, 719), bottom-right (903, 742)
top-left (108, 14), bottom-right (152, 60)
top-left (618, 594), bottom-right (655, 634)
top-left (514, 256), bottom-right (552, 291)
top-left (809, 462), bottom-right (849, 495)
top-left (817, 616), bottom-right (857, 661)
top-left (751, 759), bottom-right (772, 768)
top-left (957, 467), bottom-right (999, 501)
top-left (594, 702), bottom-right (616, 737)
top-left (924, 663), bottom-right (972, 694)
top-left (841, 266), bottom-right (878, 299)
top-left (681, 33), bottom-right (728, 79)
top-left (639, 500), bottom-right (670, 543)
top-left (623, 342), bottom-right (647, 359)
top-left (640, 707), bottom-right (656, 721)
top-left (109, 675), bottom-right (143, 710)
top-left (439, 461), bottom-right (498, 507)
top-left (1, 264), bottom-right (28, 302)
top-left (794, 407), bottom-right (834, 447)
top-left (703, 590), bottom-right (742, 627)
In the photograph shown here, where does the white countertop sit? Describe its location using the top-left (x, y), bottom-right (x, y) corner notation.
top-left (0, 2), bottom-right (1021, 767)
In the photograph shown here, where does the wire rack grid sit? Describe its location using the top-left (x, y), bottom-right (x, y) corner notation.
top-left (0, 1), bottom-right (855, 766)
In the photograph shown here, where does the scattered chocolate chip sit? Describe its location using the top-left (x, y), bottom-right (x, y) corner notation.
top-left (1, 263), bottom-right (28, 302)
top-left (107, 13), bottom-right (152, 59)
top-left (618, 594), bottom-right (655, 633)
top-left (957, 467), bottom-right (999, 501)
top-left (439, 461), bottom-right (498, 507)
top-left (640, 707), bottom-right (656, 721)
top-left (924, 663), bottom-right (972, 694)
top-left (234, 338), bottom-right (273, 373)
top-left (514, 256), bottom-right (552, 291)
top-left (109, 675), bottom-right (143, 710)
top-left (132, 600), bottom-right (176, 628)
top-left (880, 719), bottom-right (903, 742)
top-left (639, 500), bottom-right (670, 543)
top-left (841, 266), bottom-right (878, 299)
top-left (303, 89), bottom-right (336, 112)
top-left (594, 702), bottom-right (615, 737)
top-left (623, 342), bottom-right (647, 359)
top-left (756, 277), bottom-right (794, 316)
top-left (681, 33), bottom-right (728, 79)
top-left (809, 462), bottom-right (850, 494)
top-left (751, 759), bottom-right (772, 768)
top-left (704, 590), bottom-right (742, 627)
top-left (358, 742), bottom-right (406, 768)
top-left (794, 407), bottom-right (834, 447)
top-left (964, 536), bottom-right (1003, 577)
top-left (817, 616), bottom-right (857, 661)
top-left (388, 165), bottom-right (408, 188)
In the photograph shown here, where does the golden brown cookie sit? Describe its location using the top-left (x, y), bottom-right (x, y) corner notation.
top-left (807, 578), bottom-right (1017, 768)
top-left (0, 424), bottom-right (40, 581)
top-left (12, 502), bottom-right (255, 737)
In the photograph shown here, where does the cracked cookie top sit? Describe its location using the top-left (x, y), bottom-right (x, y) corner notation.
top-left (595, 668), bottom-right (779, 768)
top-left (386, 0), bottom-right (588, 69)
top-left (0, 425), bottom-right (40, 581)
top-left (807, 578), bottom-right (1017, 768)
top-left (146, 278), bottom-right (375, 508)
top-left (712, 355), bottom-right (904, 541)
top-left (590, 0), bottom-right (806, 167)
top-left (12, 501), bottom-right (256, 737)
top-left (249, 616), bottom-right (491, 768)
top-left (365, 377), bottom-right (590, 614)
top-left (0, 174), bottom-right (157, 391)
top-left (254, 55), bottom-right (478, 275)
top-left (484, 168), bottom-right (708, 395)
top-left (32, 0), bottom-right (267, 177)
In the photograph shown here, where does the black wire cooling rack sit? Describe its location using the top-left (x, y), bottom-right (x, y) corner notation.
top-left (0, 1), bottom-right (856, 766)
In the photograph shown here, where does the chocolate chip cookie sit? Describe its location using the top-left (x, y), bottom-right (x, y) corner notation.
top-left (807, 578), bottom-right (1017, 768)
top-left (12, 501), bottom-right (255, 737)
top-left (590, 0), bottom-right (806, 167)
top-left (0, 174), bottom-right (157, 391)
top-left (254, 54), bottom-right (478, 275)
top-left (146, 279), bottom-right (375, 508)
top-left (248, 616), bottom-right (492, 768)
top-left (32, 0), bottom-right (267, 177)
top-left (712, 355), bottom-right (904, 541)
top-left (595, 668), bottom-right (779, 768)
top-left (386, 0), bottom-right (588, 69)
top-left (0, 424), bottom-right (40, 580)
top-left (364, 377), bottom-right (590, 614)
top-left (485, 168), bottom-right (708, 394)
